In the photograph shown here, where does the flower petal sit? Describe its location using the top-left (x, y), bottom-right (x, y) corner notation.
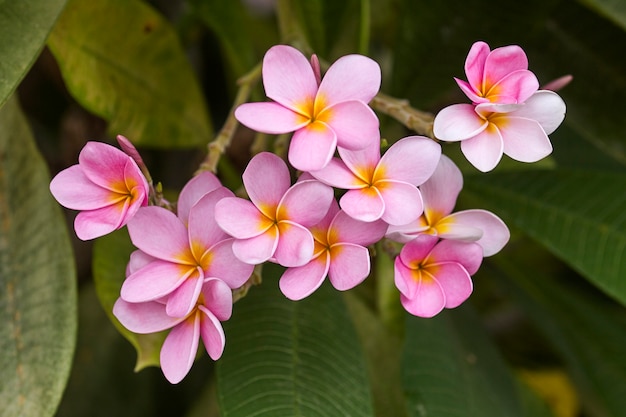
top-left (394, 256), bottom-right (419, 299)
top-left (337, 142), bottom-right (380, 182)
top-left (426, 240), bottom-right (483, 276)
top-left (433, 104), bottom-right (488, 142)
top-left (126, 250), bottom-right (156, 276)
top-left (50, 165), bottom-right (119, 210)
top-left (339, 187), bottom-right (385, 223)
top-left (488, 69), bottom-right (538, 103)
top-left (321, 100), bottom-right (379, 150)
top-left (177, 172), bottom-right (223, 225)
top-left (278, 179), bottom-right (334, 226)
top-left (279, 253), bottom-right (330, 300)
top-left (288, 122), bottom-right (337, 171)
top-left (73, 203), bottom-right (128, 240)
top-left (215, 197), bottom-right (273, 239)
top-left (460, 124), bottom-right (504, 172)
top-left (400, 275), bottom-right (446, 318)
top-left (442, 210), bottom-right (509, 256)
top-left (429, 262), bottom-right (473, 308)
top-left (160, 315), bottom-right (200, 384)
top-left (377, 180), bottom-right (424, 226)
top-left (232, 225), bottom-right (279, 264)
top-left (198, 306), bottom-right (226, 360)
top-left (511, 90), bottom-right (566, 134)
top-left (496, 115), bottom-right (553, 163)
top-left (398, 234), bottom-right (438, 269)
top-left (188, 187), bottom-right (233, 253)
top-left (200, 278), bottom-right (233, 321)
top-left (166, 272), bottom-right (204, 318)
top-left (78, 141), bottom-right (132, 191)
top-left (262, 45), bottom-right (318, 113)
top-left (330, 210), bottom-right (387, 246)
top-left (243, 152), bottom-right (291, 215)
top-left (204, 239), bottom-right (254, 289)
top-left (464, 41), bottom-right (490, 93)
top-left (328, 243), bottom-right (371, 290)
top-left (121, 260), bottom-right (194, 302)
top-left (316, 54), bottom-right (381, 105)
top-left (113, 298), bottom-right (182, 334)
top-left (484, 44), bottom-right (529, 85)
top-left (235, 102), bottom-right (310, 134)
top-left (419, 154), bottom-right (463, 223)
top-left (275, 220), bottom-right (315, 267)
top-left (376, 136), bottom-right (441, 186)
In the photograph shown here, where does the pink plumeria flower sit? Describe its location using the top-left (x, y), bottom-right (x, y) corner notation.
top-left (455, 41), bottom-right (539, 104)
top-left (49, 141), bottom-right (149, 240)
top-left (235, 44), bottom-right (381, 171)
top-left (311, 136), bottom-right (441, 225)
top-left (394, 234), bottom-right (482, 318)
top-left (215, 152), bottom-right (334, 267)
top-left (433, 90), bottom-right (566, 172)
top-left (387, 155), bottom-right (509, 256)
top-left (279, 199), bottom-right (387, 300)
top-left (113, 278), bottom-right (232, 384)
top-left (121, 186), bottom-right (254, 318)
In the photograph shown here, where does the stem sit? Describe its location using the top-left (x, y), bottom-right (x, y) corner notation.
top-left (358, 0), bottom-right (371, 55)
top-left (370, 92), bottom-right (436, 138)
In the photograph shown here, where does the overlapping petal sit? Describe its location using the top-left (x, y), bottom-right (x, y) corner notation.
top-left (442, 210), bottom-right (509, 256)
top-left (165, 273), bottom-right (204, 318)
top-left (160, 315), bottom-right (200, 384)
top-left (427, 263), bottom-right (472, 308)
top-left (400, 276), bottom-right (446, 318)
top-left (74, 204), bottom-right (130, 241)
top-left (231, 225), bottom-right (279, 264)
top-left (328, 243), bottom-right (371, 290)
top-left (433, 104), bottom-right (488, 141)
top-left (243, 152), bottom-right (291, 213)
top-left (200, 279), bottom-right (233, 322)
top-left (310, 158), bottom-right (363, 189)
top-left (121, 260), bottom-right (193, 303)
top-left (340, 187), bottom-right (385, 222)
top-left (204, 239), bottom-right (254, 289)
top-left (50, 166), bottom-right (120, 210)
top-left (512, 90), bottom-right (566, 134)
top-left (419, 154), bottom-right (463, 222)
top-left (288, 122), bottom-right (337, 171)
top-left (279, 254), bottom-right (329, 300)
top-left (177, 171), bottom-right (222, 225)
top-left (113, 298), bottom-right (183, 334)
top-left (496, 116), bottom-right (553, 163)
top-left (277, 179), bottom-right (333, 226)
top-left (377, 180), bottom-right (424, 226)
top-left (215, 197), bottom-right (274, 239)
top-left (275, 220), bottom-right (315, 267)
top-left (376, 136), bottom-right (441, 185)
top-left (321, 100), bottom-right (379, 150)
top-left (330, 210), bottom-right (387, 247)
top-left (426, 240), bottom-right (483, 275)
top-left (235, 102), bottom-right (310, 134)
top-left (316, 54), bottom-right (381, 104)
top-left (188, 188), bottom-right (232, 251)
top-left (79, 141), bottom-right (133, 191)
top-left (460, 125), bottom-right (504, 172)
top-left (198, 306), bottom-right (227, 360)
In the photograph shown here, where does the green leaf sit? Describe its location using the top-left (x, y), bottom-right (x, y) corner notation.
top-left (92, 228), bottom-right (166, 370)
top-left (492, 253), bottom-right (626, 417)
top-left (47, 0), bottom-right (212, 148)
top-left (0, 97), bottom-right (77, 417)
top-left (463, 170), bottom-right (626, 306)
top-left (578, 0), bottom-right (626, 31)
top-left (217, 265), bottom-right (374, 417)
top-left (402, 306), bottom-right (550, 417)
top-left (0, 0), bottom-right (67, 108)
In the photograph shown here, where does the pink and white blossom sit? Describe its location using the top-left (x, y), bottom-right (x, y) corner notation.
top-left (433, 90), bottom-right (566, 172)
top-left (455, 41), bottom-right (539, 104)
top-left (121, 186), bottom-right (254, 318)
top-left (387, 155), bottom-right (509, 256)
top-left (49, 141), bottom-right (150, 240)
top-left (214, 152), bottom-right (334, 267)
top-left (235, 45), bottom-right (381, 171)
top-left (113, 278), bottom-right (233, 384)
top-left (279, 200), bottom-right (387, 300)
top-left (394, 234), bottom-right (482, 318)
top-left (311, 136), bottom-right (441, 225)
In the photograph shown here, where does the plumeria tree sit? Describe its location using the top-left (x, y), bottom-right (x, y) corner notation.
top-left (2, 1), bottom-right (626, 417)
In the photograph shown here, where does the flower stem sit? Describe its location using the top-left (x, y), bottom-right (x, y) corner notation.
top-left (370, 92), bottom-right (436, 138)
top-left (358, 0), bottom-right (371, 55)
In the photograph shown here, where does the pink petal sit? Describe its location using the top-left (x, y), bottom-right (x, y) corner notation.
top-left (275, 220), bottom-right (315, 267)
top-left (400, 274), bottom-right (446, 318)
top-left (126, 250), bottom-right (156, 276)
top-left (488, 70), bottom-right (538, 103)
top-left (376, 136), bottom-right (441, 186)
top-left (330, 210), bottom-right (387, 246)
top-left (339, 187), bottom-right (385, 223)
top-left (232, 225), bottom-right (279, 264)
top-left (166, 273), bottom-right (204, 318)
top-left (310, 158), bottom-right (364, 189)
top-left (127, 206), bottom-right (193, 263)
top-left (419, 154), bottom-right (463, 223)
top-left (434, 220), bottom-right (483, 242)
top-left (121, 260), bottom-right (194, 302)
top-left (188, 187), bottom-right (233, 253)
top-left (262, 45), bottom-right (318, 113)
top-left (328, 243), bottom-right (371, 290)
top-left (278, 179), bottom-right (334, 226)
top-left (113, 298), bottom-right (182, 334)
top-left (214, 197), bottom-right (273, 239)
top-left (443, 210), bottom-right (509, 256)
top-left (398, 234), bottom-right (438, 269)
top-left (73, 203), bottom-right (128, 240)
top-left (496, 115), bottom-right (553, 163)
top-left (484, 45), bottom-right (529, 86)
top-left (385, 218), bottom-right (430, 244)
top-left (160, 316), bottom-right (200, 384)
top-left (204, 239), bottom-right (254, 289)
top-left (243, 152), bottom-right (291, 216)
top-left (393, 256), bottom-right (417, 298)
top-left (464, 41), bottom-right (490, 93)
top-left (235, 102), bottom-right (310, 134)
top-left (511, 90), bottom-right (566, 134)
top-left (50, 165), bottom-right (119, 210)
top-left (337, 142), bottom-right (380, 182)
top-left (426, 240), bottom-right (483, 276)
top-left (377, 180), bottom-right (424, 226)
top-left (279, 254), bottom-right (330, 300)
top-left (200, 278), bottom-right (233, 321)
top-left (177, 172), bottom-right (222, 225)
top-left (310, 198), bottom-right (340, 235)
top-left (79, 142), bottom-right (135, 192)
top-left (288, 122), bottom-right (337, 171)
top-left (429, 262), bottom-right (473, 308)
top-left (316, 54), bottom-right (381, 105)
top-left (433, 104), bottom-right (488, 142)
top-left (198, 306), bottom-right (226, 360)
top-left (460, 124), bottom-right (504, 172)
top-left (455, 78), bottom-right (483, 104)
top-left (321, 100), bottom-right (380, 150)
top-left (123, 160), bottom-right (149, 203)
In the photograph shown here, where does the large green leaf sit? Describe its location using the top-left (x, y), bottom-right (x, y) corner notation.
top-left (578, 0), bottom-right (626, 31)
top-left (47, 0), bottom-right (212, 148)
top-left (464, 170), bottom-right (626, 306)
top-left (216, 266), bottom-right (374, 417)
top-left (0, 0), bottom-right (67, 108)
top-left (493, 253), bottom-right (626, 417)
top-left (402, 306), bottom-right (552, 417)
top-left (92, 228), bottom-right (166, 370)
top-left (0, 97), bottom-right (77, 417)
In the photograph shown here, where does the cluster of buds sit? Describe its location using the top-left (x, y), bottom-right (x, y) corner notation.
top-left (50, 42), bottom-right (566, 383)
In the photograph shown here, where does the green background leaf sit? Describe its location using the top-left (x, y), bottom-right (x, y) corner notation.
top-left (0, 0), bottom-right (67, 108)
top-left (0, 97), bottom-right (77, 417)
top-left (217, 265), bottom-right (374, 417)
top-left (47, 0), bottom-right (212, 148)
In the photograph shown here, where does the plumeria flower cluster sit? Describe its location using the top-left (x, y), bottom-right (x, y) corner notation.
top-left (49, 41), bottom-right (566, 383)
